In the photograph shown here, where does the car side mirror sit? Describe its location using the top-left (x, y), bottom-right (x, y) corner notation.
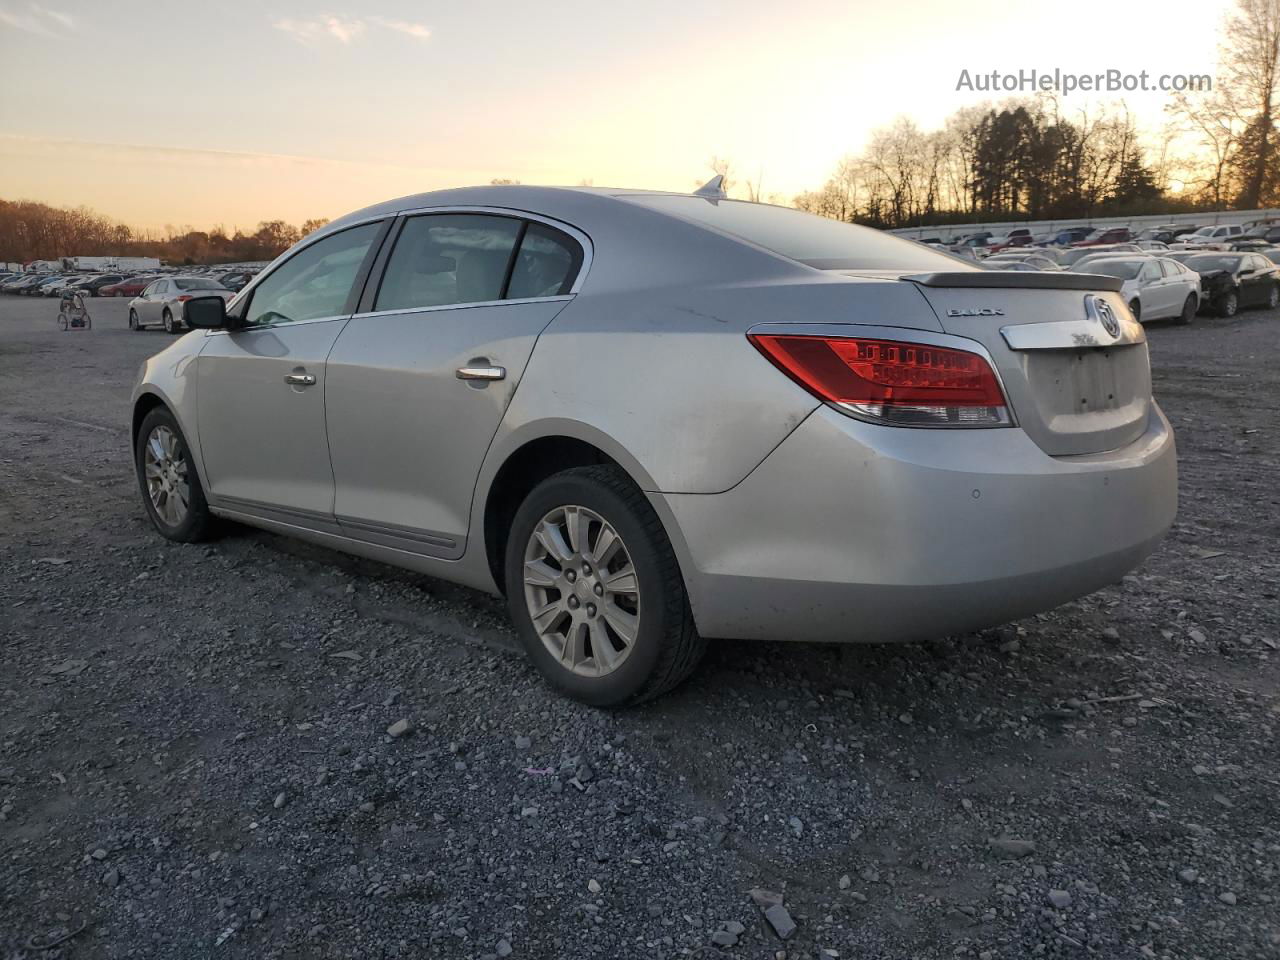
top-left (183, 295), bottom-right (229, 329)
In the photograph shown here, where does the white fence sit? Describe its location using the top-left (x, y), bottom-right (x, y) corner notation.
top-left (888, 208), bottom-right (1280, 241)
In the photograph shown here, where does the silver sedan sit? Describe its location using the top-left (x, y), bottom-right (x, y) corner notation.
top-left (128, 276), bottom-right (232, 333)
top-left (130, 184), bottom-right (1177, 705)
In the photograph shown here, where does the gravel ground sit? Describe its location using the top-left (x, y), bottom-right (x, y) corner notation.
top-left (1, 294), bottom-right (1277, 960)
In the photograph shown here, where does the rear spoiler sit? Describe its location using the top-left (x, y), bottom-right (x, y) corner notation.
top-left (903, 271), bottom-right (1123, 293)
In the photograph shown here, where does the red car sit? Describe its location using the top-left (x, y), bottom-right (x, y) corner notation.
top-left (100, 275), bottom-right (156, 297)
top-left (1073, 227), bottom-right (1132, 247)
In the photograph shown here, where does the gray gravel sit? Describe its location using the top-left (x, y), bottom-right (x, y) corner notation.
top-left (1, 295), bottom-right (1278, 958)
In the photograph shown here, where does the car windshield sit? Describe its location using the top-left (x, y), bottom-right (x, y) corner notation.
top-left (1076, 260), bottom-right (1143, 279)
top-left (174, 278), bottom-right (226, 291)
top-left (1186, 255), bottom-right (1243, 272)
top-left (624, 195), bottom-right (968, 271)
top-left (1190, 227), bottom-right (1216, 237)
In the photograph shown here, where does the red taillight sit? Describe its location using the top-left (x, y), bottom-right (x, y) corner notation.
top-left (748, 334), bottom-right (1010, 427)
top-left (176, 295), bottom-right (193, 302)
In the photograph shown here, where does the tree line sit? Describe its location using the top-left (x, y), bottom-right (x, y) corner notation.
top-left (790, 0), bottom-right (1280, 230)
top-left (0, 198), bottom-right (329, 265)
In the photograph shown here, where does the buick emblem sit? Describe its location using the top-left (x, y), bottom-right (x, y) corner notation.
top-left (1094, 298), bottom-right (1121, 337)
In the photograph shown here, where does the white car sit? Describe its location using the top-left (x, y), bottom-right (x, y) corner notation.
top-left (1174, 225), bottom-right (1244, 250)
top-left (128, 276), bottom-right (232, 333)
top-left (1135, 240), bottom-right (1171, 252)
top-left (1073, 256), bottom-right (1201, 324)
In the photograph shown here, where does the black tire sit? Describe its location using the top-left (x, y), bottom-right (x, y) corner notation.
top-left (1217, 290), bottom-right (1239, 318)
top-left (134, 406), bottom-right (216, 542)
top-left (162, 308), bottom-right (177, 334)
top-left (1127, 299), bottom-right (1141, 323)
top-left (1175, 294), bottom-right (1196, 326)
top-left (504, 465), bottom-right (706, 707)
top-left (128, 309), bottom-right (140, 331)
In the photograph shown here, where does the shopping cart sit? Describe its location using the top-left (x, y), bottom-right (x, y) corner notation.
top-left (58, 290), bottom-right (92, 331)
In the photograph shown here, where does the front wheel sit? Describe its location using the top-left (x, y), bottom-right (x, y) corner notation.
top-left (1217, 290), bottom-right (1239, 317)
top-left (134, 407), bottom-right (215, 542)
top-left (128, 309), bottom-right (140, 331)
top-left (57, 313), bottom-right (68, 330)
top-left (504, 465), bottom-right (706, 707)
top-left (1175, 294), bottom-right (1196, 326)
top-left (1268, 284), bottom-right (1279, 310)
top-left (162, 308), bottom-right (178, 334)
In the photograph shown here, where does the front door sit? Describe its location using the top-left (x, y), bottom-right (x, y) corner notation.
top-left (195, 220), bottom-right (385, 524)
top-left (324, 213), bottom-right (584, 556)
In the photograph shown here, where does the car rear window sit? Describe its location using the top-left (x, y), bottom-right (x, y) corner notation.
top-left (623, 195), bottom-right (967, 271)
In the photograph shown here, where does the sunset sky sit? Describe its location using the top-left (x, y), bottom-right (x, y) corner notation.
top-left (0, 0), bottom-right (1231, 232)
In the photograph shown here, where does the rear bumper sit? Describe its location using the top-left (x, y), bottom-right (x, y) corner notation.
top-left (658, 403), bottom-right (1176, 642)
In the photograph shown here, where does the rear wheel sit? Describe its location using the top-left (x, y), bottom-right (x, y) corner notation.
top-left (1127, 299), bottom-right (1141, 323)
top-left (134, 407), bottom-right (215, 542)
top-left (504, 465), bottom-right (705, 707)
top-left (1218, 290), bottom-right (1239, 317)
top-left (162, 308), bottom-right (177, 334)
top-left (1175, 294), bottom-right (1196, 326)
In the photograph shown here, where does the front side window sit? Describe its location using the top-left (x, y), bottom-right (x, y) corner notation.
top-left (507, 222), bottom-right (582, 298)
top-left (243, 222), bottom-right (381, 327)
top-left (375, 214), bottom-right (522, 312)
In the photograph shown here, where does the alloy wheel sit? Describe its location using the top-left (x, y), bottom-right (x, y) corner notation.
top-left (143, 425), bottom-right (190, 526)
top-left (1270, 285), bottom-right (1279, 309)
top-left (522, 504), bottom-right (641, 677)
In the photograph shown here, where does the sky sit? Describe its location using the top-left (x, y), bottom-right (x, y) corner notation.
top-left (0, 0), bottom-right (1234, 233)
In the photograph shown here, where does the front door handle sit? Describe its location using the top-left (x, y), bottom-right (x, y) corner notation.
top-left (455, 365), bottom-right (506, 381)
top-left (284, 373), bottom-right (317, 386)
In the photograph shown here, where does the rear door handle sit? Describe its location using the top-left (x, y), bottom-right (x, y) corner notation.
top-left (284, 373), bottom-right (317, 386)
top-left (455, 365), bottom-right (506, 381)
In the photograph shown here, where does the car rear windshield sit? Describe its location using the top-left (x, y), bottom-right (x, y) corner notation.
top-left (1078, 260), bottom-right (1143, 279)
top-left (174, 278), bottom-right (225, 290)
top-left (1185, 256), bottom-right (1242, 272)
top-left (624, 195), bottom-right (966, 271)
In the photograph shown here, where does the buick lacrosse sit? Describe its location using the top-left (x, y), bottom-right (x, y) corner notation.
top-left (131, 182), bottom-right (1177, 706)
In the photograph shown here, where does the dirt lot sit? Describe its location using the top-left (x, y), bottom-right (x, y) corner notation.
top-left (1, 293), bottom-right (1277, 960)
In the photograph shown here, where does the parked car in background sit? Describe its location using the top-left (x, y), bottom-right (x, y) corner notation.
top-left (78, 274), bottom-right (126, 297)
top-left (1135, 240), bottom-right (1171, 252)
top-left (35, 276), bottom-right (77, 296)
top-left (1049, 227), bottom-right (1093, 246)
top-left (40, 276), bottom-right (82, 297)
top-left (128, 184), bottom-right (1177, 705)
top-left (101, 275), bottom-right (156, 297)
top-left (984, 251), bottom-right (1061, 270)
top-left (986, 233), bottom-right (1033, 253)
top-left (1, 275), bottom-right (41, 293)
top-left (1073, 256), bottom-right (1201, 324)
top-left (1175, 224), bottom-right (1245, 249)
top-left (1180, 252), bottom-right (1280, 316)
top-left (1259, 247), bottom-right (1280, 265)
top-left (1074, 227), bottom-right (1133, 247)
top-left (214, 271), bottom-right (254, 292)
top-left (1059, 243), bottom-right (1144, 268)
top-left (128, 276), bottom-right (232, 333)
top-left (1237, 224), bottom-right (1280, 246)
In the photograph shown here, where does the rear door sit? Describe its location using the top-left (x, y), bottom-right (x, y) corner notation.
top-left (195, 221), bottom-right (386, 523)
top-left (324, 212), bottom-right (585, 557)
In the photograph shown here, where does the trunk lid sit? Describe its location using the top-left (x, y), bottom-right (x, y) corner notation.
top-left (902, 271), bottom-right (1152, 457)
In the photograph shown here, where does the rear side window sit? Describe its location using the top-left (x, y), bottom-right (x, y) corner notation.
top-left (624, 195), bottom-right (966, 271)
top-left (244, 222), bottom-right (381, 327)
top-left (507, 222), bottom-right (582, 298)
top-left (376, 214), bottom-right (522, 311)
